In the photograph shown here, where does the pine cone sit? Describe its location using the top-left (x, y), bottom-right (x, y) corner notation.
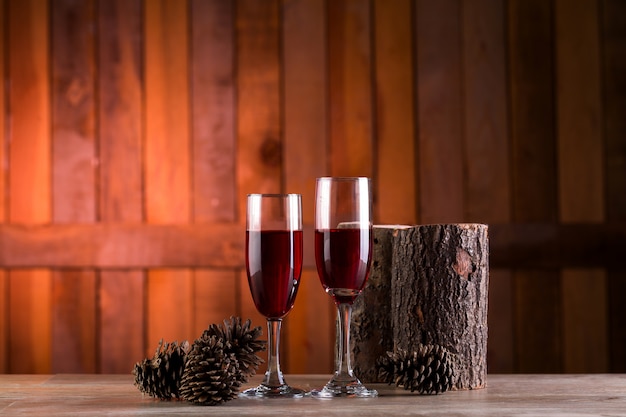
top-left (377, 344), bottom-right (456, 395)
top-left (133, 339), bottom-right (190, 400)
top-left (203, 317), bottom-right (266, 382)
top-left (179, 335), bottom-right (242, 405)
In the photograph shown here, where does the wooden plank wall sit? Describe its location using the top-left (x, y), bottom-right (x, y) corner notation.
top-left (0, 0), bottom-right (624, 375)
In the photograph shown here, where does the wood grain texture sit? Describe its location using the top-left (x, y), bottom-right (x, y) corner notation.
top-left (98, 0), bottom-right (143, 224)
top-left (462, 1), bottom-right (511, 372)
top-left (514, 269), bottom-right (562, 372)
top-left (508, 0), bottom-right (558, 223)
top-left (236, 0), bottom-right (282, 363)
top-left (0, 0), bottom-right (6, 374)
top-left (487, 270), bottom-right (514, 373)
top-left (282, 0), bottom-right (332, 374)
top-left (508, 0), bottom-right (561, 373)
top-left (463, 0), bottom-right (510, 223)
top-left (602, 0), bottom-right (626, 222)
top-left (51, 270), bottom-right (96, 373)
top-left (189, 0), bottom-right (239, 363)
top-left (144, 0), bottom-right (193, 347)
top-left (374, 0), bottom-right (417, 224)
top-left (51, 0), bottom-right (98, 373)
top-left (283, 0), bottom-right (327, 222)
top-left (556, 0), bottom-right (604, 223)
top-left (0, 223), bottom-right (244, 267)
top-left (236, 0), bottom-right (281, 219)
top-left (192, 270), bottom-right (238, 337)
top-left (415, 0), bottom-right (464, 224)
top-left (191, 0), bottom-right (236, 223)
top-left (603, 0), bottom-right (626, 372)
top-left (8, 0), bottom-right (52, 374)
top-left (3, 374), bottom-right (626, 415)
top-left (97, 0), bottom-right (145, 373)
top-left (555, 0), bottom-right (607, 373)
top-left (144, 0), bottom-right (190, 224)
top-left (0, 0), bottom-right (623, 376)
top-left (328, 0), bottom-right (374, 178)
top-left (51, 0), bottom-right (97, 223)
top-left (561, 268), bottom-right (608, 372)
top-left (99, 271), bottom-right (144, 373)
top-left (1, 222), bottom-right (625, 269)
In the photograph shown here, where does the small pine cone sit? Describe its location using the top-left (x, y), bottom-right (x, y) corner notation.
top-left (133, 339), bottom-right (190, 400)
top-left (377, 344), bottom-right (456, 395)
top-left (179, 335), bottom-right (242, 405)
top-left (203, 317), bottom-right (266, 382)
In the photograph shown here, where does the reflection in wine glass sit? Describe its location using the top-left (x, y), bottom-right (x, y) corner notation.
top-left (242, 194), bottom-right (305, 398)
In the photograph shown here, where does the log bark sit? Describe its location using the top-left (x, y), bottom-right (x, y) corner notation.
top-left (352, 224), bottom-right (489, 390)
top-left (351, 226), bottom-right (400, 382)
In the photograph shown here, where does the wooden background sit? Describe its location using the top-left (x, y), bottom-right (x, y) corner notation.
top-left (0, 0), bottom-right (624, 375)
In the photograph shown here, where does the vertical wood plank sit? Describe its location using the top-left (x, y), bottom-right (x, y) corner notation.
top-left (8, 0), bottom-right (52, 374)
top-left (463, 0), bottom-right (512, 373)
top-left (190, 0), bottom-right (238, 340)
top-left (556, 0), bottom-right (604, 224)
top-left (193, 270), bottom-right (238, 336)
top-left (236, 0), bottom-right (282, 366)
top-left (145, 0), bottom-right (192, 346)
top-left (98, 0), bottom-right (145, 372)
top-left (0, 0), bottom-right (7, 374)
top-left (51, 271), bottom-right (97, 372)
top-left (282, 0), bottom-right (332, 374)
top-left (236, 0), bottom-right (281, 217)
top-left (283, 0), bottom-right (328, 222)
top-left (463, 0), bottom-right (510, 224)
top-left (561, 269), bottom-right (607, 372)
top-left (50, 0), bottom-right (97, 373)
top-left (328, 0), bottom-right (373, 179)
top-left (415, 0), bottom-right (464, 223)
top-left (514, 270), bottom-right (562, 372)
top-left (509, 0), bottom-right (562, 372)
top-left (285, 269), bottom-right (333, 373)
top-left (373, 0), bottom-right (417, 225)
top-left (555, 0), bottom-right (607, 373)
top-left (509, 0), bottom-right (558, 223)
top-left (190, 0), bottom-right (236, 224)
top-left (602, 0), bottom-right (626, 372)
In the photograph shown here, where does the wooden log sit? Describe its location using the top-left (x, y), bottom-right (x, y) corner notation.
top-left (351, 226), bottom-right (401, 382)
top-left (352, 224), bottom-right (489, 390)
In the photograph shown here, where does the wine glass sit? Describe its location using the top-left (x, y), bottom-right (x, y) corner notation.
top-left (242, 193), bottom-right (306, 398)
top-left (311, 177), bottom-right (378, 398)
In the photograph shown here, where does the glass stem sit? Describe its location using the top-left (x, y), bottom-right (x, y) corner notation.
top-left (263, 318), bottom-right (285, 388)
top-left (335, 303), bottom-right (355, 380)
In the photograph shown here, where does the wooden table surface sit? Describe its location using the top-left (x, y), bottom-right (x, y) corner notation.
top-left (1, 374), bottom-right (625, 416)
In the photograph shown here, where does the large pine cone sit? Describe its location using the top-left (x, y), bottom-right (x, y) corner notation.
top-left (203, 317), bottom-right (266, 381)
top-left (179, 335), bottom-right (242, 405)
top-left (133, 339), bottom-right (190, 400)
top-left (377, 344), bottom-right (456, 395)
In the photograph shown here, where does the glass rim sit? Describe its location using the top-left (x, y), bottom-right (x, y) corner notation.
top-left (316, 176), bottom-right (370, 181)
top-left (247, 193), bottom-right (301, 198)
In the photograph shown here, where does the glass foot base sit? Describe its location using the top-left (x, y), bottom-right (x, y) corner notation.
top-left (240, 384), bottom-right (306, 398)
top-left (310, 378), bottom-right (378, 398)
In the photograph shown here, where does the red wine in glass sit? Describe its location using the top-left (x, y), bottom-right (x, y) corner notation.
top-left (242, 193), bottom-right (305, 398)
top-left (311, 177), bottom-right (378, 398)
top-left (246, 230), bottom-right (303, 318)
top-left (314, 228), bottom-right (371, 305)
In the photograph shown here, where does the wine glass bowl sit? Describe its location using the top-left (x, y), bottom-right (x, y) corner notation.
top-left (242, 193), bottom-right (305, 398)
top-left (311, 177), bottom-right (378, 398)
